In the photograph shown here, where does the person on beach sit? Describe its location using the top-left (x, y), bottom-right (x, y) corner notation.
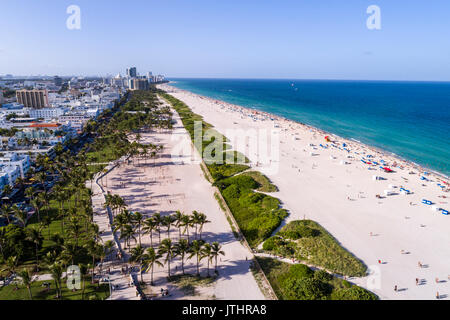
top-left (418, 261), bottom-right (422, 268)
top-left (436, 292), bottom-right (439, 299)
top-left (378, 259), bottom-right (381, 264)
top-left (394, 285), bottom-right (397, 292)
top-left (435, 277), bottom-right (439, 283)
top-left (416, 278), bottom-right (419, 285)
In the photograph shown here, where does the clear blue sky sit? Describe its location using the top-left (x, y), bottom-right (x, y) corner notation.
top-left (1, 0), bottom-right (449, 80)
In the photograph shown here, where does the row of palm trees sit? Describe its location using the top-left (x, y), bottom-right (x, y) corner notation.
top-left (130, 239), bottom-right (225, 284)
top-left (110, 205), bottom-right (212, 250)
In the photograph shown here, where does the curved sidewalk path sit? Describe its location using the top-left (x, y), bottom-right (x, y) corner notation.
top-left (89, 158), bottom-right (140, 300)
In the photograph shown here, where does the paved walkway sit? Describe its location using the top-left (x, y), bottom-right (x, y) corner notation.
top-left (89, 161), bottom-right (140, 300)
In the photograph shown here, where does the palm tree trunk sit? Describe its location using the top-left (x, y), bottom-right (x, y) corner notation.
top-left (181, 256), bottom-right (185, 275)
top-left (27, 286), bottom-right (33, 300)
top-left (35, 244), bottom-right (39, 271)
top-left (138, 225), bottom-right (141, 246)
top-left (151, 266), bottom-right (154, 285)
top-left (196, 256), bottom-right (200, 276)
top-left (167, 260), bottom-right (171, 278)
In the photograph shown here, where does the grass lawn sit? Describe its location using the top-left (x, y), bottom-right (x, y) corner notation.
top-left (86, 144), bottom-right (118, 164)
top-left (0, 189), bottom-right (94, 277)
top-left (0, 279), bottom-right (109, 300)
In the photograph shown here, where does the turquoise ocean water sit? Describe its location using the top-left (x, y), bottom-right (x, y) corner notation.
top-left (169, 78), bottom-right (450, 177)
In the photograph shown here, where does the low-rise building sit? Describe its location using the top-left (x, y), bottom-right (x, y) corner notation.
top-left (0, 152), bottom-right (31, 178)
top-left (29, 107), bottom-right (66, 120)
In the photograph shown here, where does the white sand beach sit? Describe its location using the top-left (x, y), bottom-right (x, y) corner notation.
top-left (159, 84), bottom-right (450, 300)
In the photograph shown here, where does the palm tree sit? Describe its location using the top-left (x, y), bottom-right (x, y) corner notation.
top-left (26, 227), bottom-right (43, 271)
top-left (142, 218), bottom-right (157, 247)
top-left (174, 239), bottom-right (190, 275)
top-left (61, 242), bottom-right (79, 266)
top-left (112, 213), bottom-right (128, 234)
top-left (173, 210), bottom-right (184, 238)
top-left (197, 213), bottom-right (211, 240)
top-left (0, 204), bottom-right (13, 225)
top-left (120, 224), bottom-right (137, 251)
top-left (180, 214), bottom-right (192, 242)
top-left (67, 217), bottom-right (83, 246)
top-left (18, 269), bottom-right (34, 300)
top-left (162, 215), bottom-right (175, 240)
top-left (30, 195), bottom-right (42, 223)
top-left (85, 241), bottom-right (101, 283)
top-left (158, 238), bottom-right (176, 278)
top-left (191, 211), bottom-right (202, 240)
top-left (1, 256), bottom-right (19, 279)
top-left (78, 264), bottom-right (88, 300)
top-left (25, 186), bottom-right (35, 202)
top-left (50, 263), bottom-right (63, 299)
top-left (0, 228), bottom-right (6, 258)
top-left (2, 184), bottom-right (12, 199)
top-left (201, 243), bottom-right (213, 277)
top-left (188, 240), bottom-right (205, 277)
top-left (210, 242), bottom-right (225, 274)
top-left (152, 212), bottom-right (163, 244)
top-left (43, 250), bottom-right (60, 268)
top-left (132, 211), bottom-right (144, 246)
top-left (11, 205), bottom-right (28, 227)
top-left (129, 244), bottom-right (146, 283)
top-left (142, 247), bottom-right (163, 285)
top-left (104, 240), bottom-right (115, 262)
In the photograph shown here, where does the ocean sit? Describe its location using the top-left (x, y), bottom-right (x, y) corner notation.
top-left (168, 78), bottom-right (450, 177)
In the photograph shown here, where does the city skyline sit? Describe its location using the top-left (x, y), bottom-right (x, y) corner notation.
top-left (1, 1), bottom-right (450, 81)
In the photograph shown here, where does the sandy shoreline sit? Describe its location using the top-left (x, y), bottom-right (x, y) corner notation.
top-left (164, 83), bottom-right (448, 181)
top-left (159, 83), bottom-right (450, 300)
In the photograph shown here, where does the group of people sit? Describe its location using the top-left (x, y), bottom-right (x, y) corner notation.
top-left (392, 261), bottom-right (448, 299)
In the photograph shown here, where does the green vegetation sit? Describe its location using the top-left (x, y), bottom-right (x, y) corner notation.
top-left (257, 257), bottom-right (377, 300)
top-left (0, 89), bottom-right (173, 299)
top-left (0, 279), bottom-right (109, 300)
top-left (262, 220), bottom-right (367, 277)
top-left (214, 174), bottom-right (288, 247)
top-left (241, 171), bottom-right (278, 192)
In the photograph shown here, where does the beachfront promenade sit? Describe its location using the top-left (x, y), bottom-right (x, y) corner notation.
top-left (89, 162), bottom-right (140, 300)
top-left (161, 84), bottom-right (450, 300)
top-left (89, 104), bottom-right (265, 300)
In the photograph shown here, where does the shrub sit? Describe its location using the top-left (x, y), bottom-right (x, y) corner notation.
top-left (331, 286), bottom-right (378, 300)
top-left (283, 230), bottom-right (302, 240)
top-left (263, 236), bottom-right (283, 251)
top-left (314, 270), bottom-right (333, 282)
top-left (230, 175), bottom-right (259, 190)
top-left (342, 280), bottom-right (352, 288)
top-left (222, 184), bottom-right (240, 199)
top-left (282, 277), bottom-right (330, 300)
top-left (247, 214), bottom-right (282, 240)
top-left (288, 264), bottom-right (314, 279)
